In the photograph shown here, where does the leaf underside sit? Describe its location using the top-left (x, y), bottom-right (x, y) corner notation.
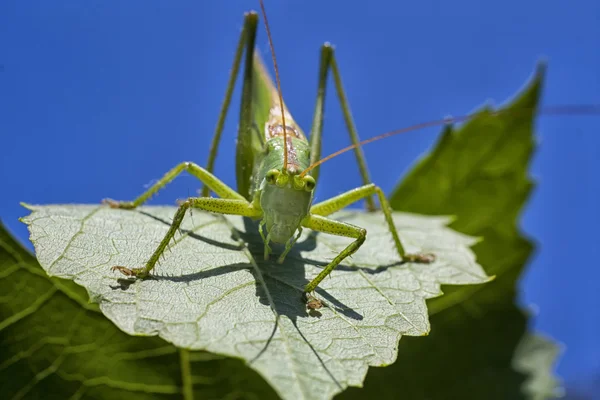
top-left (21, 205), bottom-right (488, 400)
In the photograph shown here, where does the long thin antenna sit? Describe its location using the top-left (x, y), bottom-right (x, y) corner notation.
top-left (259, 0), bottom-right (288, 170)
top-left (299, 104), bottom-right (600, 177)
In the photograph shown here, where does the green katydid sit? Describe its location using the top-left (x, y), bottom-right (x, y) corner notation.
top-left (105, 5), bottom-right (433, 310)
top-left (105, 2), bottom-right (599, 310)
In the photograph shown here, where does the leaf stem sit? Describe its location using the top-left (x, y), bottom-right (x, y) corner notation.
top-left (179, 348), bottom-right (194, 400)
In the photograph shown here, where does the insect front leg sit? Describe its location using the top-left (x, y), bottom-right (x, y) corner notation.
top-left (310, 183), bottom-right (435, 263)
top-left (258, 224), bottom-right (303, 263)
top-left (258, 220), bottom-right (272, 260)
top-left (112, 197), bottom-right (261, 278)
top-left (278, 227), bottom-right (303, 264)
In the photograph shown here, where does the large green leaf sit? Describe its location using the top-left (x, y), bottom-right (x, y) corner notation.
top-left (20, 204), bottom-right (489, 400)
top-left (0, 221), bottom-right (278, 400)
top-left (347, 63), bottom-right (562, 399)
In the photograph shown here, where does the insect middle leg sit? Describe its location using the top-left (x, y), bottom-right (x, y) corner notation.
top-left (112, 197), bottom-right (260, 278)
top-left (104, 162), bottom-right (247, 209)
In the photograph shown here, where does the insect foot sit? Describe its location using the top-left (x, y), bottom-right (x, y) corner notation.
top-left (303, 292), bottom-right (324, 310)
top-left (102, 199), bottom-right (136, 209)
top-left (111, 266), bottom-right (149, 278)
top-left (404, 253), bottom-right (436, 263)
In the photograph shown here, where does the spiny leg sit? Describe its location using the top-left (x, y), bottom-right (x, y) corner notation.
top-left (202, 12), bottom-right (258, 198)
top-left (104, 162), bottom-right (246, 209)
top-left (112, 197), bottom-right (261, 278)
top-left (306, 45), bottom-right (330, 184)
top-left (308, 44), bottom-right (377, 211)
top-left (310, 183), bottom-right (435, 263)
top-left (300, 214), bottom-right (366, 309)
top-left (105, 159), bottom-right (261, 278)
top-left (112, 200), bottom-right (191, 278)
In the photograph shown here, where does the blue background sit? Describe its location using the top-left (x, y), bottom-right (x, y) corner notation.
top-left (1, 0), bottom-right (598, 394)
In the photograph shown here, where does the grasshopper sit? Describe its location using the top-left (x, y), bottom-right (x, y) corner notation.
top-left (106, 1), bottom-right (598, 310)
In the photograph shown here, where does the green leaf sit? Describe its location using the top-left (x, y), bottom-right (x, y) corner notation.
top-left (341, 297), bottom-right (530, 399)
top-left (0, 221), bottom-right (278, 400)
top-left (340, 263), bottom-right (562, 400)
top-left (21, 204), bottom-right (489, 400)
top-left (360, 63), bottom-right (562, 399)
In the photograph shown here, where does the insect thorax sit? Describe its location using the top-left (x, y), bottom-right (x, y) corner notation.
top-left (264, 106), bottom-right (306, 140)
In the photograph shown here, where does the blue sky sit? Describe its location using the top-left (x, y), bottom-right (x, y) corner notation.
top-left (1, 0), bottom-right (599, 388)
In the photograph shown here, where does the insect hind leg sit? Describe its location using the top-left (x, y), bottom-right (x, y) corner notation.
top-left (201, 12), bottom-right (259, 198)
top-left (308, 44), bottom-right (377, 211)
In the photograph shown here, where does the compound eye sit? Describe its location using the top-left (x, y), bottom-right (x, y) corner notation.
top-left (265, 169), bottom-right (280, 185)
top-left (303, 175), bottom-right (316, 191)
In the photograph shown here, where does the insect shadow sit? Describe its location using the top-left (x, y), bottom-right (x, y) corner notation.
top-left (238, 218), bottom-right (364, 322)
top-left (109, 208), bottom-right (375, 384)
top-left (125, 210), bottom-right (365, 322)
top-left (138, 210), bottom-right (245, 252)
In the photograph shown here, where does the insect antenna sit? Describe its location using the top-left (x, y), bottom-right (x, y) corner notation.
top-left (300, 104), bottom-right (600, 177)
top-left (258, 0), bottom-right (289, 170)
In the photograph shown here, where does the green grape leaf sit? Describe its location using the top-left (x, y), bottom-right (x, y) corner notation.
top-left (21, 204), bottom-right (489, 400)
top-left (357, 63), bottom-right (562, 399)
